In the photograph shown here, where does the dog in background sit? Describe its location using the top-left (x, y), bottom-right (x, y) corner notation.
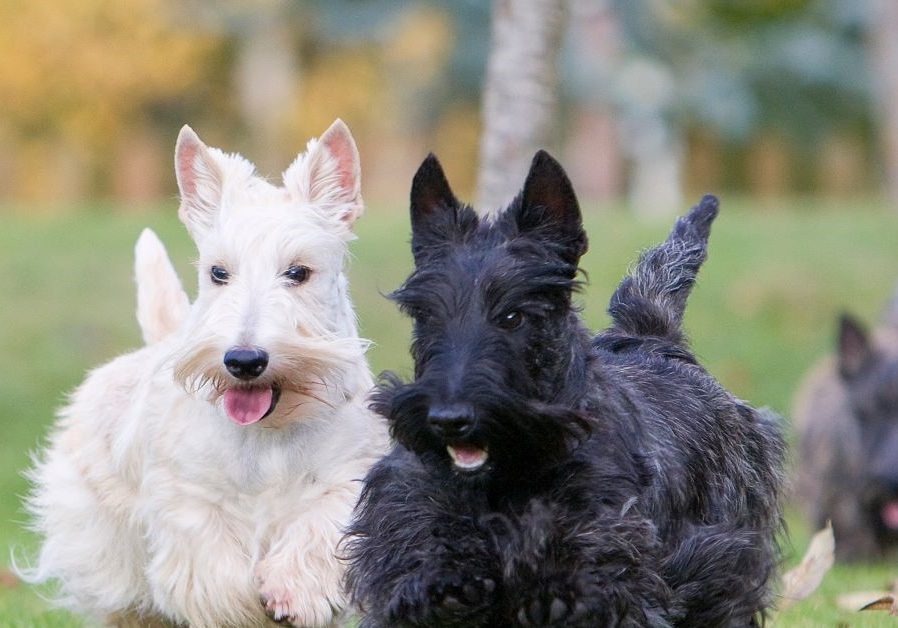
top-left (20, 120), bottom-right (388, 627)
top-left (345, 152), bottom-right (785, 627)
top-left (795, 305), bottom-right (898, 561)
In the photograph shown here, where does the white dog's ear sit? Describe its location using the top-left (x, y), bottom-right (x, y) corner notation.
top-left (283, 119), bottom-right (363, 227)
top-left (135, 228), bottom-right (190, 344)
top-left (175, 125), bottom-right (223, 238)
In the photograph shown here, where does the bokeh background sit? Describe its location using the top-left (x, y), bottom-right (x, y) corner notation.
top-left (3, 0), bottom-right (898, 624)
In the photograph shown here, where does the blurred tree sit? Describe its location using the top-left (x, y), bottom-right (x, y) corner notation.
top-left (0, 0), bottom-right (222, 203)
top-left (477, 0), bottom-right (568, 213)
top-left (867, 0), bottom-right (898, 206)
top-left (563, 0), bottom-right (625, 204)
top-left (614, 0), bottom-right (873, 200)
top-left (180, 0), bottom-right (305, 175)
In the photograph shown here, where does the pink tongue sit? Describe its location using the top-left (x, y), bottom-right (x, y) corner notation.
top-left (223, 387), bottom-right (273, 425)
top-left (453, 445), bottom-right (486, 465)
top-left (882, 502), bottom-right (898, 529)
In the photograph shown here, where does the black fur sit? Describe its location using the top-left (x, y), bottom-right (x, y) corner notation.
top-left (345, 152), bottom-right (785, 627)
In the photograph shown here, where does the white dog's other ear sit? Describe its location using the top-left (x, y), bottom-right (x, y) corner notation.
top-left (284, 118), bottom-right (363, 227)
top-left (175, 125), bottom-right (223, 238)
top-left (134, 228), bottom-right (190, 344)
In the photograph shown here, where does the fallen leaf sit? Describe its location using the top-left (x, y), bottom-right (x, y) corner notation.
top-left (837, 591), bottom-right (891, 612)
top-left (779, 523), bottom-right (835, 610)
top-left (859, 595), bottom-right (898, 615)
top-left (0, 568), bottom-right (19, 589)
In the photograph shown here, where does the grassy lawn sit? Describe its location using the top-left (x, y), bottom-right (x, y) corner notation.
top-left (2, 198), bottom-right (898, 625)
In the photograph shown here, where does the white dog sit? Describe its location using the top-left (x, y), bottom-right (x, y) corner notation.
top-left (21, 120), bottom-right (388, 627)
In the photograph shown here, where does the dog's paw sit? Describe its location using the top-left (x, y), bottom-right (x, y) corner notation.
top-left (385, 572), bottom-right (496, 627)
top-left (514, 576), bottom-right (598, 627)
top-left (516, 596), bottom-right (590, 627)
top-left (255, 562), bottom-right (341, 627)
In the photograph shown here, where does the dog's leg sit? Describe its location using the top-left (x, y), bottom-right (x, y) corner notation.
top-left (143, 493), bottom-right (260, 628)
top-left (253, 480), bottom-right (358, 627)
top-left (344, 460), bottom-right (500, 628)
top-left (502, 501), bottom-right (668, 628)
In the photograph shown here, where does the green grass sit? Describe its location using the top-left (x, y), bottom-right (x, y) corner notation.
top-left (3, 199), bottom-right (898, 625)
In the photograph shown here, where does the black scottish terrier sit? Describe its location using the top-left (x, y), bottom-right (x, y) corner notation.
top-left (345, 152), bottom-right (785, 627)
top-left (796, 312), bottom-right (898, 560)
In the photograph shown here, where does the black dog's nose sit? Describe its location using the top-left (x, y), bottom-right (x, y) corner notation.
top-left (223, 347), bottom-right (269, 380)
top-left (427, 403), bottom-right (475, 439)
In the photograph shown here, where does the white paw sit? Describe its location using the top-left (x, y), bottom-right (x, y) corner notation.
top-left (255, 560), bottom-right (344, 627)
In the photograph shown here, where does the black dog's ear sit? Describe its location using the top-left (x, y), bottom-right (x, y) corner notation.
top-left (410, 154), bottom-right (458, 230)
top-left (517, 150), bottom-right (587, 264)
top-left (838, 313), bottom-right (872, 379)
top-left (409, 154), bottom-right (460, 263)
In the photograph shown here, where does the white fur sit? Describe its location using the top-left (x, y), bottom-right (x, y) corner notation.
top-left (134, 228), bottom-right (189, 344)
top-left (20, 120), bottom-right (388, 628)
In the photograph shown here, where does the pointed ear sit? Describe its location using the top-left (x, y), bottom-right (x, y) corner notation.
top-left (516, 150), bottom-right (587, 264)
top-left (284, 119), bottom-right (363, 227)
top-left (838, 313), bottom-right (872, 379)
top-left (175, 125), bottom-right (223, 239)
top-left (409, 153), bottom-right (460, 262)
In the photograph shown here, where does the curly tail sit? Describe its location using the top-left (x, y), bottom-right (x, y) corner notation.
top-left (607, 195), bottom-right (719, 345)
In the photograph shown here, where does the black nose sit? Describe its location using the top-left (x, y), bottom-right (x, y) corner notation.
top-left (427, 403), bottom-right (475, 439)
top-left (223, 347), bottom-right (269, 380)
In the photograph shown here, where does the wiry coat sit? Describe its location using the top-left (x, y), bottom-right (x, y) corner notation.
top-left (20, 121), bottom-right (388, 628)
top-left (344, 152), bottom-right (785, 627)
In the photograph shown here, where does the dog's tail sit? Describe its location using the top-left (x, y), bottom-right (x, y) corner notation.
top-left (607, 195), bottom-right (719, 344)
top-left (135, 228), bottom-right (189, 344)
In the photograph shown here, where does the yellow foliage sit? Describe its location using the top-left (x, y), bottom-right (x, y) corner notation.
top-left (292, 48), bottom-right (387, 142)
top-left (0, 0), bottom-right (221, 146)
top-left (383, 6), bottom-right (454, 88)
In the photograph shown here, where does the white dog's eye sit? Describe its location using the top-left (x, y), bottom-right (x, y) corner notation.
top-left (284, 265), bottom-right (311, 285)
top-left (210, 265), bottom-right (230, 285)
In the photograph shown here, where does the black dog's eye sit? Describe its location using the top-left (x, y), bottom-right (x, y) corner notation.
top-left (497, 311), bottom-right (524, 330)
top-left (284, 265), bottom-right (311, 285)
top-left (210, 265), bottom-right (230, 285)
top-left (409, 307), bottom-right (429, 324)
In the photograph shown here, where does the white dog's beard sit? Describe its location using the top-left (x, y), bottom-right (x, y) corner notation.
top-left (172, 336), bottom-right (367, 425)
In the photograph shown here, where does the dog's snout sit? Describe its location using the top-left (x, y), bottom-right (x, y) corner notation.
top-left (427, 403), bottom-right (475, 439)
top-left (223, 347), bottom-right (269, 380)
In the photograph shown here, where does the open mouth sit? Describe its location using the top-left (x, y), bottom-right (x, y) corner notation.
top-left (447, 444), bottom-right (489, 471)
top-left (223, 384), bottom-right (281, 426)
top-left (882, 500), bottom-right (898, 530)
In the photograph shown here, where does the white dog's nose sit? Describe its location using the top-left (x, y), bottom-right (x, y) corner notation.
top-left (223, 347), bottom-right (269, 380)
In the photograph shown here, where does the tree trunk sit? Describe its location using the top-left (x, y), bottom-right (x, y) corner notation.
top-left (476, 0), bottom-right (567, 214)
top-left (564, 0), bottom-right (624, 203)
top-left (234, 16), bottom-right (299, 176)
top-left (868, 0), bottom-right (898, 207)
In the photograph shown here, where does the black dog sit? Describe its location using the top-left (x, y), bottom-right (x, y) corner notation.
top-left (795, 312), bottom-right (898, 560)
top-left (345, 151), bottom-right (785, 627)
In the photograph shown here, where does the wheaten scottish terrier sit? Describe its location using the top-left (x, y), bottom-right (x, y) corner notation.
top-left (21, 120), bottom-right (388, 627)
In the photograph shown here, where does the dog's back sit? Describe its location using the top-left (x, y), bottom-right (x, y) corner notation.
top-left (595, 196), bottom-right (785, 624)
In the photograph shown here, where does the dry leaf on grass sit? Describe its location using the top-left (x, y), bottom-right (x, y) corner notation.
top-left (836, 579), bottom-right (898, 615)
top-left (779, 522), bottom-right (835, 610)
top-left (0, 568), bottom-right (19, 589)
top-left (837, 591), bottom-right (892, 612)
top-left (859, 595), bottom-right (897, 614)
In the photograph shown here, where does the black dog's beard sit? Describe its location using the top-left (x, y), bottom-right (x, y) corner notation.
top-left (372, 372), bottom-right (592, 477)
